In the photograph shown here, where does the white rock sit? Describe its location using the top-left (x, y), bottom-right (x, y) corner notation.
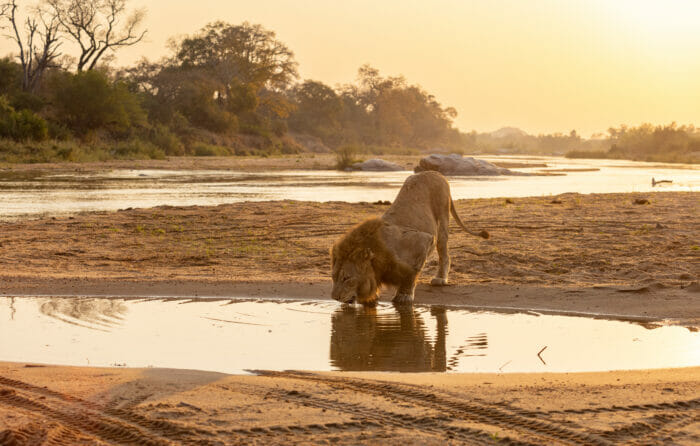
top-left (414, 154), bottom-right (527, 176)
top-left (351, 159), bottom-right (404, 171)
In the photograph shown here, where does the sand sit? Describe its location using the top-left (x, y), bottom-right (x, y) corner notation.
top-left (0, 362), bottom-right (698, 445)
top-left (0, 166), bottom-right (698, 444)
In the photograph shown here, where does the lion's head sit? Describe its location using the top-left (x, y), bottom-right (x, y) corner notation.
top-left (331, 246), bottom-right (378, 306)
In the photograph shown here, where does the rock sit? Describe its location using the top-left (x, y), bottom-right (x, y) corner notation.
top-left (414, 154), bottom-right (528, 176)
top-left (351, 159), bottom-right (404, 171)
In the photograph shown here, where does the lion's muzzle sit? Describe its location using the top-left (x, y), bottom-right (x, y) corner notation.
top-left (331, 283), bottom-right (356, 304)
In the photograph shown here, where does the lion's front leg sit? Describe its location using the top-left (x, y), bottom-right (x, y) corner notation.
top-left (392, 273), bottom-right (417, 305)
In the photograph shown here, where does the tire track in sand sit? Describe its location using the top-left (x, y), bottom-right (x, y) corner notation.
top-left (518, 398), bottom-right (700, 443)
top-left (233, 384), bottom-right (537, 445)
top-left (254, 370), bottom-right (614, 446)
top-left (0, 387), bottom-right (168, 445)
top-left (0, 375), bottom-right (223, 445)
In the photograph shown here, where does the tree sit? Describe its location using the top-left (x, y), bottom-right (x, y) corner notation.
top-left (288, 80), bottom-right (342, 138)
top-left (0, 0), bottom-right (62, 92)
top-left (49, 69), bottom-right (146, 136)
top-left (175, 21), bottom-right (298, 91)
top-left (129, 21), bottom-right (299, 137)
top-left (46, 0), bottom-right (146, 71)
top-left (335, 66), bottom-right (458, 148)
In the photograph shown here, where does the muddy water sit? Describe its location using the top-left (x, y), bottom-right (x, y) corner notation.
top-left (1, 297), bottom-right (698, 374)
top-left (0, 156), bottom-right (697, 219)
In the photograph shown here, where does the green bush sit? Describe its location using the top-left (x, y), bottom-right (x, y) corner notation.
top-left (150, 125), bottom-right (184, 155)
top-left (0, 97), bottom-right (48, 141)
top-left (47, 121), bottom-right (73, 141)
top-left (111, 140), bottom-right (166, 160)
top-left (172, 81), bottom-right (239, 134)
top-left (192, 142), bottom-right (232, 156)
top-left (271, 119), bottom-right (288, 137)
top-left (334, 145), bottom-right (363, 170)
top-left (0, 139), bottom-right (84, 163)
top-left (49, 71), bottom-right (147, 136)
top-left (0, 138), bottom-right (169, 163)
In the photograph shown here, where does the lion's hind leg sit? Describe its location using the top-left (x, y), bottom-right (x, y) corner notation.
top-left (430, 218), bottom-right (451, 286)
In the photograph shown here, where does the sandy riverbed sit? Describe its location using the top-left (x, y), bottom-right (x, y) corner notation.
top-left (1, 188), bottom-right (698, 444)
top-left (1, 191), bottom-right (697, 324)
top-left (0, 362), bottom-right (698, 445)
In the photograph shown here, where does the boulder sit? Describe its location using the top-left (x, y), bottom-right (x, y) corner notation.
top-left (414, 154), bottom-right (528, 176)
top-left (351, 159), bottom-right (404, 171)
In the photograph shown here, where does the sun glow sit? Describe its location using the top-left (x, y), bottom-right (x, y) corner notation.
top-left (605, 0), bottom-right (700, 36)
top-left (1, 0), bottom-right (699, 135)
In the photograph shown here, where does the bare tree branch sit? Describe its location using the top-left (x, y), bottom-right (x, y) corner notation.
top-left (46, 0), bottom-right (147, 71)
top-left (0, 0), bottom-right (62, 91)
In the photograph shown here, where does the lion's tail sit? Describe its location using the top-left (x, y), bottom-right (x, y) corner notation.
top-left (450, 199), bottom-right (490, 239)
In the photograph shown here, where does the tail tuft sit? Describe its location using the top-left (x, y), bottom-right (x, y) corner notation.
top-left (479, 230), bottom-right (490, 239)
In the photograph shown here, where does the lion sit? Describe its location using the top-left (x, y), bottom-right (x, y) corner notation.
top-left (330, 171), bottom-right (489, 306)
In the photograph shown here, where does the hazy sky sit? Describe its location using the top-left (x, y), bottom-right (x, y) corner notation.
top-left (4, 0), bottom-right (700, 136)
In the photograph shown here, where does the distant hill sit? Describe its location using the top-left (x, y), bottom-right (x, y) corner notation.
top-left (490, 127), bottom-right (528, 138)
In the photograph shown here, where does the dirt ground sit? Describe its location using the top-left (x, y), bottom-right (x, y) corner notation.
top-left (0, 177), bottom-right (698, 444)
top-left (0, 362), bottom-right (698, 445)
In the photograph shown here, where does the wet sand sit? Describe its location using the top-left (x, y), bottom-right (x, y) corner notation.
top-left (1, 190), bottom-right (699, 443)
top-left (1, 362), bottom-right (698, 445)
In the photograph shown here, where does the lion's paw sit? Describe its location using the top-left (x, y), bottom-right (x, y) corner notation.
top-left (392, 293), bottom-right (414, 305)
top-left (430, 277), bottom-right (448, 286)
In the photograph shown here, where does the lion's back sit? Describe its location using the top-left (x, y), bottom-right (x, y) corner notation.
top-left (381, 171), bottom-right (451, 233)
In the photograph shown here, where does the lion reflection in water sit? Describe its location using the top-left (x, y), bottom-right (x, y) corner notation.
top-left (330, 305), bottom-right (447, 372)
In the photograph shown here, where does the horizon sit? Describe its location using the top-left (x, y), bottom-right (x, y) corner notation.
top-left (2, 0), bottom-right (700, 137)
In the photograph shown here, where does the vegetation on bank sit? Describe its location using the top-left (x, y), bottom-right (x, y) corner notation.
top-left (565, 123), bottom-right (700, 163)
top-left (0, 0), bottom-right (464, 163)
top-left (0, 1), bottom-right (698, 164)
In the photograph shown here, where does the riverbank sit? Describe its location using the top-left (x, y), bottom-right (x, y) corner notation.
top-left (0, 153), bottom-right (549, 173)
top-left (0, 191), bottom-right (698, 327)
top-left (1, 362), bottom-right (698, 444)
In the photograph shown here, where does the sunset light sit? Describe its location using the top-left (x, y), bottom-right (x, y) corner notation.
top-left (0, 1), bottom-right (698, 443)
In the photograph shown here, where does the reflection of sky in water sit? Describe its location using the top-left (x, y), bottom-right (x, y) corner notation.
top-left (1, 296), bottom-right (698, 374)
top-left (0, 156), bottom-right (697, 220)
